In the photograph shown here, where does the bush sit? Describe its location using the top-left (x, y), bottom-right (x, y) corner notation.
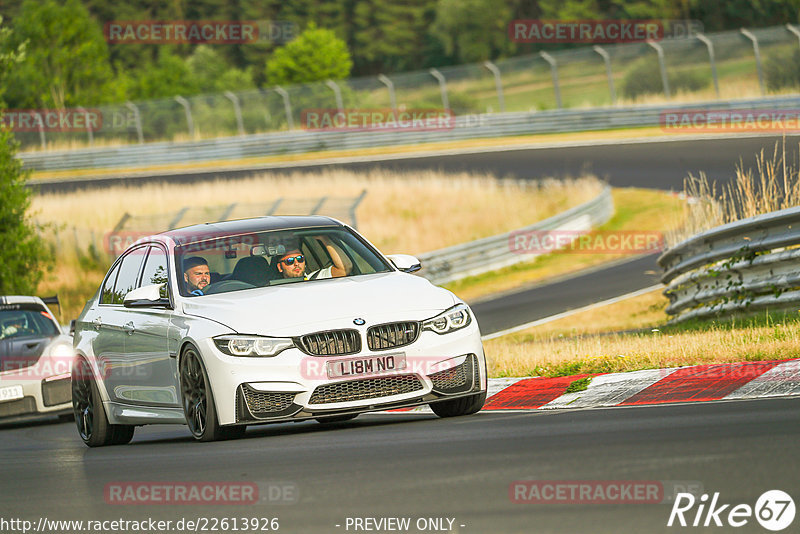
top-left (621, 58), bottom-right (709, 99)
top-left (0, 126), bottom-right (51, 294)
top-left (765, 48), bottom-right (800, 91)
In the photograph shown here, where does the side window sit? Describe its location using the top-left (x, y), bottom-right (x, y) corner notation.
top-left (100, 261), bottom-right (121, 305)
top-left (140, 246), bottom-right (170, 298)
top-left (111, 247), bottom-right (146, 305)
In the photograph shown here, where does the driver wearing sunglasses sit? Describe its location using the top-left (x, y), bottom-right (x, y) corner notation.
top-left (276, 236), bottom-right (351, 280)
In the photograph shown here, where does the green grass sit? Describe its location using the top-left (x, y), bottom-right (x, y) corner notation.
top-left (564, 376), bottom-right (592, 393)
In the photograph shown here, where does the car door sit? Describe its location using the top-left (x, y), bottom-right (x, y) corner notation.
top-left (95, 246), bottom-right (146, 404)
top-left (119, 244), bottom-right (180, 408)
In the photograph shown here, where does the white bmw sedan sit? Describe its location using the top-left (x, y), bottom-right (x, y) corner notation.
top-left (72, 216), bottom-right (487, 446)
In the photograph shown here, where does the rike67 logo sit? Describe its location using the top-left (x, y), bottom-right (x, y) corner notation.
top-left (668, 490), bottom-right (795, 531)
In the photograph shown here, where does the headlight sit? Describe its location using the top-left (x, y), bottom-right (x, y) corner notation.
top-left (422, 304), bottom-right (472, 335)
top-left (50, 342), bottom-right (75, 359)
top-left (213, 336), bottom-right (294, 357)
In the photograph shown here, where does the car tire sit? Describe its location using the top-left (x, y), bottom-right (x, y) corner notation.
top-left (179, 345), bottom-right (245, 442)
top-left (315, 414), bottom-right (359, 424)
top-left (429, 392), bottom-right (486, 418)
top-left (71, 357), bottom-right (136, 447)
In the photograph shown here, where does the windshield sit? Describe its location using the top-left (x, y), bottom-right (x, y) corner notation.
top-left (0, 305), bottom-right (60, 340)
top-left (173, 226), bottom-right (392, 297)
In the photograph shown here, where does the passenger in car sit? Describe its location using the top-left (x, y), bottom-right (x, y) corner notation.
top-left (183, 256), bottom-right (211, 295)
top-left (276, 236), bottom-right (351, 280)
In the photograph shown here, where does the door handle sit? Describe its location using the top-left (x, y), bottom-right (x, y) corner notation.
top-left (123, 321), bottom-right (135, 335)
top-left (92, 317), bottom-right (102, 330)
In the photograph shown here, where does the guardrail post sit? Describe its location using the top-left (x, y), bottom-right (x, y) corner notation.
top-left (325, 80), bottom-right (344, 112)
top-left (787, 23), bottom-right (800, 50)
top-left (740, 28), bottom-right (765, 96)
top-left (76, 106), bottom-right (94, 145)
top-left (592, 45), bottom-right (616, 105)
top-left (429, 68), bottom-right (450, 111)
top-left (32, 111), bottom-right (45, 149)
top-left (174, 96), bottom-right (195, 138)
top-left (274, 86), bottom-right (294, 130)
top-left (350, 189), bottom-right (368, 229)
top-left (483, 61), bottom-right (505, 113)
top-left (646, 41), bottom-right (671, 99)
top-left (224, 91), bottom-right (245, 136)
top-left (695, 34), bottom-right (720, 98)
top-left (125, 101), bottom-right (144, 143)
top-left (539, 52), bottom-right (562, 109)
top-left (378, 74), bottom-right (398, 114)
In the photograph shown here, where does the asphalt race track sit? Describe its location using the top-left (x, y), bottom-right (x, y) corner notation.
top-left (1, 398), bottom-right (798, 533)
top-left (32, 134), bottom-right (800, 193)
top-left (470, 253), bottom-right (661, 335)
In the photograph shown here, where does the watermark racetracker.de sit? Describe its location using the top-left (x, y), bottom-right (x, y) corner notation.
top-left (509, 19), bottom-right (703, 43)
top-left (104, 481), bottom-right (298, 505)
top-left (0, 109), bottom-right (102, 132)
top-left (104, 20), bottom-right (297, 44)
top-left (508, 230), bottom-right (664, 255)
top-left (301, 109), bottom-right (456, 132)
top-left (661, 109), bottom-right (800, 134)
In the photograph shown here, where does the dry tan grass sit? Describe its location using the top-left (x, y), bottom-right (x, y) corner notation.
top-left (32, 169), bottom-right (602, 255)
top-left (483, 289), bottom-right (800, 378)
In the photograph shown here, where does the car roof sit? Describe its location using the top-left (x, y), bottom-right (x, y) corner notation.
top-left (160, 215), bottom-right (343, 242)
top-left (0, 296), bottom-right (46, 306)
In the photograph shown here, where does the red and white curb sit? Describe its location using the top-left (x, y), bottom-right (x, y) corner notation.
top-left (390, 359), bottom-right (800, 413)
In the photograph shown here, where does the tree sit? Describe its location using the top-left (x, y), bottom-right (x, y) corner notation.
top-left (431, 0), bottom-right (514, 64)
top-left (2, 0), bottom-right (114, 109)
top-left (265, 22), bottom-right (353, 85)
top-left (0, 17), bottom-right (49, 294)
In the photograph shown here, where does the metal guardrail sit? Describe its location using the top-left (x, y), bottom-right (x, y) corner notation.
top-left (658, 206), bottom-right (800, 322)
top-left (418, 186), bottom-right (613, 286)
top-left (20, 94), bottom-right (800, 174)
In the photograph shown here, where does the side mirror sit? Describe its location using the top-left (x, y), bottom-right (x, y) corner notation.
top-left (124, 284), bottom-right (171, 308)
top-left (387, 254), bottom-right (422, 274)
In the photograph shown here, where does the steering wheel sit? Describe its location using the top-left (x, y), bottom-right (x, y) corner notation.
top-left (202, 279), bottom-right (256, 295)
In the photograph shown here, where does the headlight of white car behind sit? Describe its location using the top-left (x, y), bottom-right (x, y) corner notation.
top-left (213, 336), bottom-right (294, 357)
top-left (422, 303), bottom-right (472, 335)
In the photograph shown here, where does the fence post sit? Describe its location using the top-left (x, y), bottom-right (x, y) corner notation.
top-left (274, 86), bottom-right (294, 130)
top-left (174, 96), bottom-right (195, 138)
top-left (32, 112), bottom-right (46, 149)
top-left (695, 33), bottom-right (720, 98)
top-left (740, 28), bottom-right (765, 96)
top-left (224, 91), bottom-right (245, 135)
top-left (220, 203), bottom-right (237, 220)
top-left (325, 80), bottom-right (344, 112)
top-left (429, 68), bottom-right (450, 111)
top-left (787, 23), bottom-right (800, 49)
top-left (76, 106), bottom-right (94, 145)
top-left (350, 189), bottom-right (367, 229)
top-left (378, 74), bottom-right (397, 113)
top-left (647, 40), bottom-right (671, 99)
top-left (266, 198), bottom-right (284, 215)
top-left (168, 207), bottom-right (189, 230)
top-left (592, 45), bottom-right (616, 105)
top-left (125, 101), bottom-right (144, 143)
top-left (310, 197), bottom-right (328, 214)
top-left (539, 52), bottom-right (562, 109)
top-left (483, 61), bottom-right (505, 113)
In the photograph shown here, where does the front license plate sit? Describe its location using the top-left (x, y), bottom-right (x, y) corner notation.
top-left (0, 385), bottom-right (24, 403)
top-left (327, 353), bottom-right (406, 379)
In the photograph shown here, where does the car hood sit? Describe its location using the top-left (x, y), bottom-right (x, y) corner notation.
top-left (180, 272), bottom-right (458, 335)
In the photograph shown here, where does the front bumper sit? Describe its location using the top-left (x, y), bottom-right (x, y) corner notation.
top-left (200, 323), bottom-right (487, 425)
